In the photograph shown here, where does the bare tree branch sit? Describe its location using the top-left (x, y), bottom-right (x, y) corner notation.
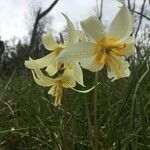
top-left (135, 0), bottom-right (147, 37)
top-left (127, 0), bottom-right (131, 11)
top-left (29, 0), bottom-right (59, 55)
top-left (131, 0), bottom-right (136, 14)
top-left (39, 0), bottom-right (59, 19)
top-left (99, 0), bottom-right (103, 20)
top-left (132, 10), bottom-right (150, 21)
top-left (29, 9), bottom-right (41, 51)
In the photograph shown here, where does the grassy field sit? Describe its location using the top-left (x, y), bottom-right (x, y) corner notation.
top-left (0, 56), bottom-right (150, 149)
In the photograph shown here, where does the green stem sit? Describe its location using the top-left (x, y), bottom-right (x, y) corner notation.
top-left (63, 89), bottom-right (68, 150)
top-left (93, 72), bottom-right (99, 150)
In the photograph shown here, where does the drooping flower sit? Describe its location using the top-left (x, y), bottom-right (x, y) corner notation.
top-left (25, 13), bottom-right (84, 86)
top-left (58, 3), bottom-right (136, 81)
top-left (25, 14), bottom-right (85, 106)
top-left (27, 57), bottom-right (97, 106)
top-left (29, 58), bottom-right (80, 106)
top-left (25, 13), bottom-right (77, 76)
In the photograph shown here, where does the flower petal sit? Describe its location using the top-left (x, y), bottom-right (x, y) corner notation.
top-left (81, 16), bottom-right (105, 42)
top-left (62, 13), bottom-right (78, 47)
top-left (60, 65), bottom-right (76, 88)
top-left (72, 62), bottom-right (85, 86)
top-left (62, 76), bottom-right (76, 88)
top-left (71, 82), bottom-right (100, 93)
top-left (58, 42), bottom-right (96, 63)
top-left (108, 6), bottom-right (133, 41)
top-left (106, 54), bottom-right (130, 81)
top-left (122, 37), bottom-right (136, 56)
top-left (80, 56), bottom-right (104, 72)
top-left (46, 62), bottom-right (61, 76)
top-left (77, 31), bottom-right (86, 42)
top-left (48, 86), bottom-right (56, 96)
top-left (31, 69), bottom-right (55, 87)
top-left (28, 60), bottom-right (55, 86)
top-left (25, 51), bottom-right (57, 69)
top-left (63, 79), bottom-right (76, 88)
top-left (42, 33), bottom-right (59, 50)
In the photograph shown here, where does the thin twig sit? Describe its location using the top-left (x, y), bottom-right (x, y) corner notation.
top-left (99, 0), bottom-right (103, 20)
top-left (131, 0), bottom-right (136, 14)
top-left (127, 0), bottom-right (131, 11)
top-left (135, 0), bottom-right (147, 37)
top-left (39, 0), bottom-right (59, 19)
top-left (29, 0), bottom-right (59, 52)
top-left (132, 10), bottom-right (150, 21)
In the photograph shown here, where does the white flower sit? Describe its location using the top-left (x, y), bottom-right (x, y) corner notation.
top-left (24, 14), bottom-right (85, 106)
top-left (25, 13), bottom-right (84, 86)
top-left (29, 57), bottom-right (96, 106)
top-left (58, 4), bottom-right (135, 81)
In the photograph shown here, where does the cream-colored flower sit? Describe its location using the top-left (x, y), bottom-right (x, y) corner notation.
top-left (24, 14), bottom-right (85, 105)
top-left (25, 13), bottom-right (77, 76)
top-left (27, 57), bottom-right (84, 106)
top-left (25, 14), bottom-right (84, 86)
top-left (28, 57), bottom-right (98, 106)
top-left (58, 3), bottom-right (135, 81)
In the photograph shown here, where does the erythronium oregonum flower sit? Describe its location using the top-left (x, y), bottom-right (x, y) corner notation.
top-left (58, 2), bottom-right (136, 81)
top-left (25, 14), bottom-right (85, 106)
top-left (29, 58), bottom-right (80, 106)
top-left (28, 57), bottom-right (98, 106)
top-left (25, 13), bottom-right (84, 86)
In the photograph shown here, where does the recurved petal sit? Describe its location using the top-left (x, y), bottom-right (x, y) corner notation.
top-left (81, 16), bottom-right (105, 42)
top-left (58, 42), bottom-right (96, 63)
top-left (77, 31), bottom-right (86, 42)
top-left (62, 13), bottom-right (78, 47)
top-left (61, 75), bottom-right (76, 88)
top-left (108, 6), bottom-right (133, 41)
top-left (122, 37), bottom-right (136, 56)
top-left (42, 33), bottom-right (59, 50)
top-left (72, 62), bottom-right (84, 86)
top-left (63, 79), bottom-right (76, 88)
top-left (107, 55), bottom-right (130, 81)
top-left (61, 66), bottom-right (76, 88)
top-left (25, 51), bottom-right (57, 69)
top-left (46, 62), bottom-right (60, 76)
top-left (80, 56), bottom-right (104, 72)
top-left (31, 69), bottom-right (55, 87)
top-left (48, 86), bottom-right (56, 96)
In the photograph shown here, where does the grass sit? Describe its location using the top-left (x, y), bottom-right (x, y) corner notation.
top-left (0, 57), bottom-right (150, 149)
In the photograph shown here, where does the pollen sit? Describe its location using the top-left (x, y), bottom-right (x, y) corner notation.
top-left (94, 37), bottom-right (126, 64)
top-left (94, 37), bottom-right (126, 78)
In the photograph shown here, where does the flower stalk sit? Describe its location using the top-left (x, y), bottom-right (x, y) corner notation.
top-left (93, 72), bottom-right (99, 150)
top-left (63, 89), bottom-right (68, 150)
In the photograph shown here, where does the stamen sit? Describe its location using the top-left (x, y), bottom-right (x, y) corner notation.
top-left (110, 57), bottom-right (121, 79)
top-left (95, 37), bottom-right (126, 66)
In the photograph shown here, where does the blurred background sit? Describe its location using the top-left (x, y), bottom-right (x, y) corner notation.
top-left (0, 0), bottom-right (150, 149)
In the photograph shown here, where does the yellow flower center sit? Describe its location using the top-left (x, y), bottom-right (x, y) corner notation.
top-left (95, 37), bottom-right (126, 63)
top-left (94, 37), bottom-right (126, 79)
